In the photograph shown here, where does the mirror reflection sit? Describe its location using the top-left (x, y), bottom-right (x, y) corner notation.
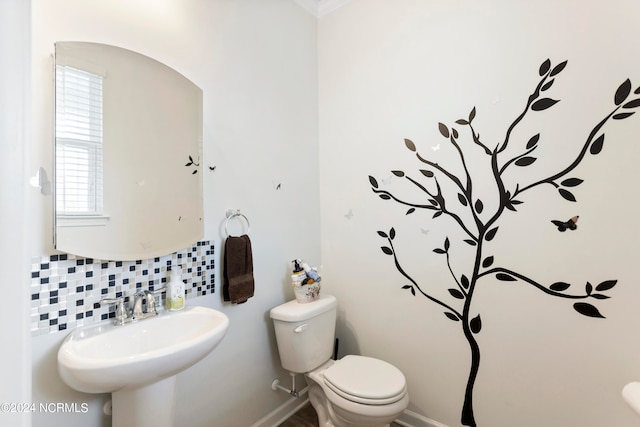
top-left (54, 42), bottom-right (203, 261)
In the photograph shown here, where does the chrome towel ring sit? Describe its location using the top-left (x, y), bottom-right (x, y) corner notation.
top-left (225, 210), bottom-right (251, 237)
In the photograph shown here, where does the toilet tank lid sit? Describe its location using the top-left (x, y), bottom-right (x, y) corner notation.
top-left (270, 294), bottom-right (337, 322)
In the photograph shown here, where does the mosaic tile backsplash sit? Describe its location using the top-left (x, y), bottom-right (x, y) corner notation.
top-left (30, 241), bottom-right (214, 336)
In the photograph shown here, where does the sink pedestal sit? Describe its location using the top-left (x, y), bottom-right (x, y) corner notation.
top-left (112, 376), bottom-right (176, 427)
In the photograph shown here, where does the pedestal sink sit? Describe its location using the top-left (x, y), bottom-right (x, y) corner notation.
top-left (58, 306), bottom-right (229, 427)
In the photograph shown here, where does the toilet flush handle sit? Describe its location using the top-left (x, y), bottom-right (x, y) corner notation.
top-left (294, 324), bottom-right (308, 333)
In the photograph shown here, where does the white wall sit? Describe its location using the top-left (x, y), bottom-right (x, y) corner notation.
top-left (319, 1), bottom-right (640, 426)
top-left (30, 1), bottom-right (319, 426)
top-left (0, 1), bottom-right (32, 427)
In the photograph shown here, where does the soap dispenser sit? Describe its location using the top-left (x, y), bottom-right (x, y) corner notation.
top-left (166, 265), bottom-right (185, 311)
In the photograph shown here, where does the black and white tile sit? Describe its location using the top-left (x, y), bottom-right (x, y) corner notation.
top-left (30, 241), bottom-right (215, 335)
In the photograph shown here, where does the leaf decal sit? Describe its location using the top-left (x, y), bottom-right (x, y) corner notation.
top-left (573, 302), bottom-right (605, 318)
top-left (377, 231), bottom-right (388, 238)
top-left (461, 275), bottom-right (470, 289)
top-left (379, 194), bottom-right (391, 200)
top-left (623, 99), bottom-right (640, 109)
top-left (482, 256), bottom-right (494, 268)
top-left (539, 59), bottom-right (551, 76)
top-left (433, 211), bottom-right (443, 219)
top-left (541, 80), bottom-right (554, 91)
top-left (452, 128), bottom-right (459, 139)
top-left (458, 193), bottom-right (468, 206)
top-left (550, 60), bottom-right (568, 76)
top-left (613, 112), bottom-right (635, 120)
top-left (405, 138), bottom-right (416, 152)
top-left (591, 294), bottom-right (610, 300)
top-left (515, 156), bottom-right (537, 166)
top-left (485, 227), bottom-right (499, 241)
top-left (614, 79), bottom-right (632, 106)
top-left (585, 282), bottom-right (593, 295)
top-left (531, 98), bottom-right (559, 111)
top-left (595, 280), bottom-right (617, 292)
top-left (496, 273), bottom-right (517, 281)
top-left (561, 178), bottom-right (583, 187)
top-left (369, 176), bottom-right (379, 188)
top-left (444, 312), bottom-right (459, 322)
top-left (470, 314), bottom-right (482, 334)
top-left (449, 288), bottom-right (465, 299)
top-left (475, 199), bottom-right (484, 214)
top-left (439, 122), bottom-right (450, 138)
top-left (469, 107), bottom-right (476, 122)
top-left (420, 169), bottom-right (434, 178)
top-left (456, 119), bottom-right (469, 125)
top-left (590, 134), bottom-right (605, 154)
top-left (406, 208), bottom-right (415, 215)
top-left (392, 170), bottom-right (405, 177)
top-left (444, 237), bottom-right (450, 251)
top-left (410, 287), bottom-right (416, 296)
top-left (389, 228), bottom-right (396, 240)
top-left (381, 246), bottom-right (393, 255)
top-left (464, 239), bottom-right (477, 246)
top-left (558, 188), bottom-right (576, 202)
top-left (526, 133), bottom-right (540, 149)
top-left (433, 248), bottom-right (446, 254)
top-left (550, 282), bottom-right (571, 292)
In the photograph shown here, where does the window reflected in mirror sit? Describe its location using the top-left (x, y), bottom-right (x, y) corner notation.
top-left (55, 65), bottom-right (105, 220)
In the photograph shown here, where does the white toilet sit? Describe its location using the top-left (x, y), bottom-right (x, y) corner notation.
top-left (270, 294), bottom-right (409, 427)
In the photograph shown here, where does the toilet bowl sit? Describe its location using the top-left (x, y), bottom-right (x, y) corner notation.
top-left (307, 356), bottom-right (409, 427)
top-left (270, 295), bottom-right (409, 427)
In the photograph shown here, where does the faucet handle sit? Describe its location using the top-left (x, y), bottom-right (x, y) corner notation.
top-left (144, 290), bottom-right (158, 315)
top-left (146, 287), bottom-right (166, 315)
top-left (99, 296), bottom-right (127, 325)
top-left (131, 291), bottom-right (146, 318)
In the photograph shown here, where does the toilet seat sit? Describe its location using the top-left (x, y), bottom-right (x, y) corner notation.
top-left (323, 355), bottom-right (407, 405)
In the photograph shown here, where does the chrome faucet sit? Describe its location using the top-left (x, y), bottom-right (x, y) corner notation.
top-left (99, 287), bottom-right (166, 325)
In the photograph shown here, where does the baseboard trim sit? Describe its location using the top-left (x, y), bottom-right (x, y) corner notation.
top-left (250, 393), bottom-right (310, 427)
top-left (250, 392), bottom-right (450, 427)
top-left (395, 409), bottom-right (451, 427)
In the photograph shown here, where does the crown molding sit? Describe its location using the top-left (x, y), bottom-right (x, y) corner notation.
top-left (294, 0), bottom-right (351, 18)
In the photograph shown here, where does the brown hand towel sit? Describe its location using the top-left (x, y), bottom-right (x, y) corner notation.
top-left (223, 234), bottom-right (255, 304)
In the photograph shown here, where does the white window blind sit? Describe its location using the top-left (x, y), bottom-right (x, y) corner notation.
top-left (55, 65), bottom-right (104, 216)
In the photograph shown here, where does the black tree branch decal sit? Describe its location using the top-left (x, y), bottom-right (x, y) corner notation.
top-left (369, 59), bottom-right (639, 427)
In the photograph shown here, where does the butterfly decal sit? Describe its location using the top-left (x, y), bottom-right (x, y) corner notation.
top-left (551, 215), bottom-right (579, 232)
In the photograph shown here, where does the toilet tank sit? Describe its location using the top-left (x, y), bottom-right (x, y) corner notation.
top-left (270, 294), bottom-right (337, 373)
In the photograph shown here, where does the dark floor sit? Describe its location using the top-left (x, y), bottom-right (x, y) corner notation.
top-left (278, 402), bottom-right (402, 427)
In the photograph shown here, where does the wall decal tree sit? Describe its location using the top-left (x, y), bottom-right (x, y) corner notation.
top-left (368, 59), bottom-right (640, 427)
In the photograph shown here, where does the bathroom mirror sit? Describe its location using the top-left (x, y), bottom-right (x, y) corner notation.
top-left (54, 42), bottom-right (203, 261)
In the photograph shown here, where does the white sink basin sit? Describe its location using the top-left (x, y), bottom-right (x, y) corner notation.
top-left (58, 306), bottom-right (229, 427)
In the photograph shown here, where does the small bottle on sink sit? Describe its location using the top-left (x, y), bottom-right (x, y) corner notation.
top-left (166, 265), bottom-right (185, 311)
